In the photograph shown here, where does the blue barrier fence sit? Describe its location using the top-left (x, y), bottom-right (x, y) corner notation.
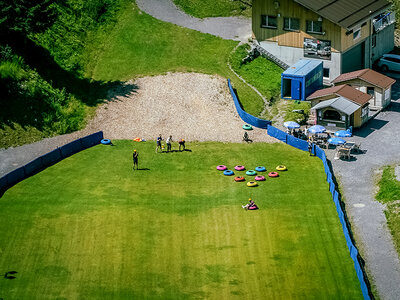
top-left (227, 79), bottom-right (271, 129)
top-left (0, 131), bottom-right (104, 196)
top-left (267, 125), bottom-right (371, 300)
top-left (228, 78), bottom-right (371, 299)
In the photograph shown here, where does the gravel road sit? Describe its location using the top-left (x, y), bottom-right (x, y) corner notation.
top-left (327, 73), bottom-right (400, 300)
top-left (136, 0), bottom-right (251, 42)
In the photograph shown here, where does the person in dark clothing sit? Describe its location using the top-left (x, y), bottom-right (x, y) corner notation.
top-left (243, 131), bottom-right (252, 143)
top-left (156, 134), bottom-right (162, 153)
top-left (308, 139), bottom-right (315, 156)
top-left (179, 138), bottom-right (186, 151)
top-left (133, 149), bottom-right (139, 170)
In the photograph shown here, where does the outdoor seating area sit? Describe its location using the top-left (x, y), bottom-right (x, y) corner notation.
top-left (283, 121), bottom-right (363, 161)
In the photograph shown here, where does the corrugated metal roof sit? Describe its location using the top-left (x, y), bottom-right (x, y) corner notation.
top-left (282, 59), bottom-right (322, 76)
top-left (307, 84), bottom-right (371, 105)
top-left (294, 0), bottom-right (390, 29)
top-left (333, 68), bottom-right (396, 89)
top-left (312, 96), bottom-right (360, 115)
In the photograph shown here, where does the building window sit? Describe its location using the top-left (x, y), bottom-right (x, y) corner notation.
top-left (323, 109), bottom-right (341, 121)
top-left (353, 29), bottom-right (361, 40)
top-left (261, 15), bottom-right (277, 28)
top-left (362, 106), bottom-right (369, 118)
top-left (367, 87), bottom-right (375, 96)
top-left (306, 20), bottom-right (322, 34)
top-left (284, 17), bottom-right (300, 31)
top-left (372, 35), bottom-right (376, 48)
top-left (323, 68), bottom-right (330, 78)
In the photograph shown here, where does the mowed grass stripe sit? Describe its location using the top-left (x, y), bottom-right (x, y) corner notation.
top-left (0, 141), bottom-right (362, 299)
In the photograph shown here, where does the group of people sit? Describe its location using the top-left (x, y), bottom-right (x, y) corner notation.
top-left (156, 134), bottom-right (186, 153)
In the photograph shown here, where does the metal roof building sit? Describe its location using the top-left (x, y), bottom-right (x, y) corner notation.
top-left (294, 0), bottom-right (391, 29)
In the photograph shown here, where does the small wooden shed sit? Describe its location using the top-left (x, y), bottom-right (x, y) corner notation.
top-left (332, 68), bottom-right (395, 110)
top-left (307, 85), bottom-right (371, 129)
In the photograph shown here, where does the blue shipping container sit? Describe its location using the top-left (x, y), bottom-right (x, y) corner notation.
top-left (281, 59), bottom-right (323, 101)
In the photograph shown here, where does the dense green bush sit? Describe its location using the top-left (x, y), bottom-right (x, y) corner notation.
top-left (33, 0), bottom-right (124, 75)
top-left (0, 50), bottom-right (86, 135)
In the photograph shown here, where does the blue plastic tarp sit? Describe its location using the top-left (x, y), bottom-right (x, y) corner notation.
top-left (6, 167), bottom-right (25, 186)
top-left (41, 148), bottom-right (62, 167)
top-left (228, 79), bottom-right (271, 129)
top-left (24, 157), bottom-right (44, 176)
top-left (81, 131), bottom-right (104, 148)
top-left (0, 175), bottom-right (7, 191)
top-left (60, 139), bottom-right (83, 158)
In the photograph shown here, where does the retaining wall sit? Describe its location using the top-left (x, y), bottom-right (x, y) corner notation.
top-left (0, 131), bottom-right (104, 196)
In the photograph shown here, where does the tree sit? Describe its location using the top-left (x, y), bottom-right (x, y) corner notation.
top-left (0, 0), bottom-right (57, 35)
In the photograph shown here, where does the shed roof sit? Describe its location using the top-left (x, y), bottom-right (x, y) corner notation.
top-left (282, 59), bottom-right (322, 76)
top-left (307, 84), bottom-right (372, 105)
top-left (294, 0), bottom-right (390, 29)
top-left (311, 96), bottom-right (360, 115)
top-left (332, 68), bottom-right (396, 89)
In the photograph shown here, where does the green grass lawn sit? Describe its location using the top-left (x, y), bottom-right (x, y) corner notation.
top-left (0, 141), bottom-right (362, 299)
top-left (376, 166), bottom-right (400, 257)
top-left (172, 0), bottom-right (252, 18)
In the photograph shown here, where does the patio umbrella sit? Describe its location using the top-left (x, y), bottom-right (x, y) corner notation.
top-left (334, 130), bottom-right (352, 137)
top-left (308, 125), bottom-right (326, 134)
top-left (283, 121), bottom-right (300, 129)
top-left (328, 137), bottom-right (346, 145)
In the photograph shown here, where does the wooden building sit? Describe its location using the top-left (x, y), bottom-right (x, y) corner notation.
top-left (332, 68), bottom-right (395, 110)
top-left (307, 85), bottom-right (371, 129)
top-left (253, 0), bottom-right (395, 81)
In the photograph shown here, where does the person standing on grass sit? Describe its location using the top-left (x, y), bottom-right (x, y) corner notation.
top-left (133, 149), bottom-right (139, 170)
top-left (179, 138), bottom-right (185, 151)
top-left (156, 134), bottom-right (162, 153)
top-left (166, 135), bottom-right (172, 152)
top-left (307, 138), bottom-right (315, 156)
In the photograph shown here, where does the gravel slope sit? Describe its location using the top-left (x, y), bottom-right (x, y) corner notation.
top-left (0, 73), bottom-right (275, 177)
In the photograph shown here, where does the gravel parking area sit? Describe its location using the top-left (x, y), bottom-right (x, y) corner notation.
top-left (327, 74), bottom-right (400, 300)
top-left (0, 73), bottom-right (275, 177)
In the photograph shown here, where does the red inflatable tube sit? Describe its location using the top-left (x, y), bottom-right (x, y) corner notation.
top-left (234, 176), bottom-right (245, 182)
top-left (268, 172), bottom-right (279, 177)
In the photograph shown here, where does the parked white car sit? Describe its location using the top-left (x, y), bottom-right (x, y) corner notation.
top-left (377, 54), bottom-right (400, 72)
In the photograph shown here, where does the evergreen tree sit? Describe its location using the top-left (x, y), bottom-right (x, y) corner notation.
top-left (0, 0), bottom-right (57, 35)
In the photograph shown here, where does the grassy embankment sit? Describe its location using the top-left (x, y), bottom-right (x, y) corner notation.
top-left (1, 0), bottom-right (269, 148)
top-left (376, 166), bottom-right (400, 256)
top-left (0, 141), bottom-right (363, 299)
top-left (229, 44), bottom-right (311, 124)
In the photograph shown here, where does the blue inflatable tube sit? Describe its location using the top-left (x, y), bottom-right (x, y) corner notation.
top-left (255, 166), bottom-right (266, 172)
top-left (223, 170), bottom-right (234, 176)
top-left (101, 139), bottom-right (111, 145)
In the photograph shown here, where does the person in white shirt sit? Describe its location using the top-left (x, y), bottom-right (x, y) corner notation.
top-left (166, 135), bottom-right (172, 152)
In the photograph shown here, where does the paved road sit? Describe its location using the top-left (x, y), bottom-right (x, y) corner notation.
top-left (136, 0), bottom-right (251, 42)
top-left (329, 72), bottom-right (400, 300)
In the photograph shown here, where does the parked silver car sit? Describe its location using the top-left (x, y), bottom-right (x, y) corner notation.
top-left (377, 54), bottom-right (400, 72)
